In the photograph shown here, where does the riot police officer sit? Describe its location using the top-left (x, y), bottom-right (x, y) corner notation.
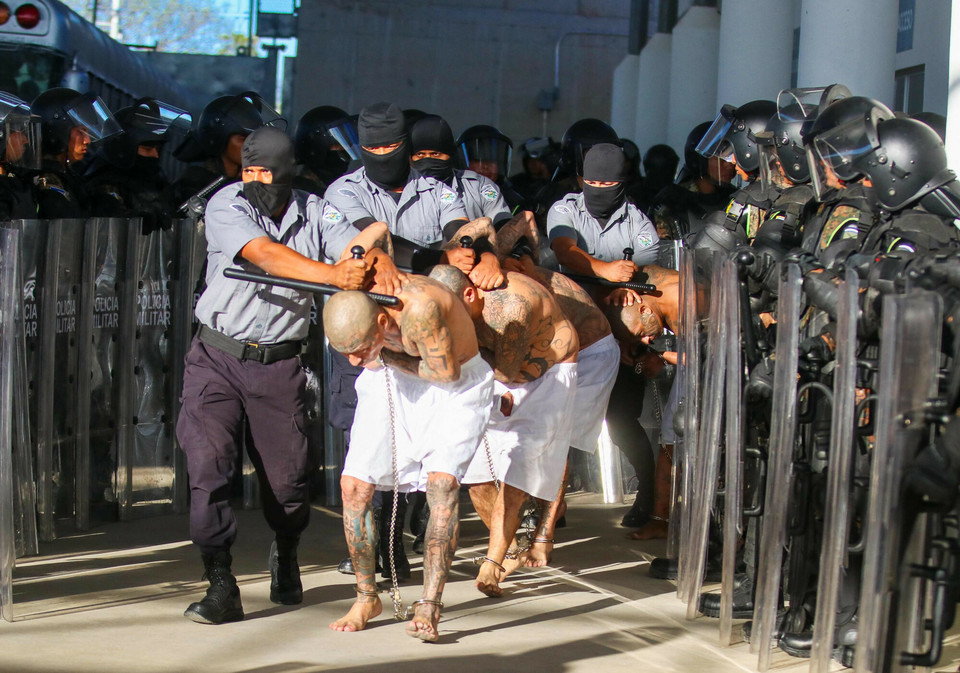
top-left (0, 91), bottom-right (39, 220)
top-left (31, 87), bottom-right (122, 218)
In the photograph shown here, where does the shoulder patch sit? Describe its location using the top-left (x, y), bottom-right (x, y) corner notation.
top-left (553, 204), bottom-right (571, 215)
top-left (322, 204), bottom-right (344, 224)
top-left (481, 185), bottom-right (499, 201)
top-left (637, 233), bottom-right (654, 247)
top-left (337, 188), bottom-right (357, 199)
top-left (439, 189), bottom-right (456, 203)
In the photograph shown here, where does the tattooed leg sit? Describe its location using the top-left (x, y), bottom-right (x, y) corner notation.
top-left (330, 475), bottom-right (382, 632)
top-left (523, 460), bottom-right (569, 567)
top-left (406, 471), bottom-right (459, 642)
top-left (475, 483), bottom-right (526, 597)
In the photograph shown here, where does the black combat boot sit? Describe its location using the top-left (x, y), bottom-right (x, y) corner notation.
top-left (269, 535), bottom-right (303, 605)
top-left (184, 550), bottom-right (244, 624)
top-left (699, 573), bottom-right (755, 618)
top-left (378, 492), bottom-right (410, 581)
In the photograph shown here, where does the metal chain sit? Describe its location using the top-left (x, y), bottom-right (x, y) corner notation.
top-left (383, 367), bottom-right (406, 621)
top-left (651, 378), bottom-right (663, 438)
top-left (483, 434), bottom-right (501, 492)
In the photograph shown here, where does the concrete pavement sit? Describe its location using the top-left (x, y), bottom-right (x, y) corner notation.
top-left (4, 492), bottom-right (959, 673)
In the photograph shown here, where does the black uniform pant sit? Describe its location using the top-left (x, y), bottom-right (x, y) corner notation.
top-left (606, 364), bottom-right (656, 512)
top-left (177, 338), bottom-right (310, 554)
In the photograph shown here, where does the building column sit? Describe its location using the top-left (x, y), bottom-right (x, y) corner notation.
top-left (797, 0), bottom-right (898, 106)
top-left (611, 54), bottom-right (642, 140)
top-left (946, 3), bottom-right (960, 170)
top-left (716, 0), bottom-right (796, 109)
top-left (666, 5), bottom-right (721, 154)
top-left (633, 33), bottom-right (672, 155)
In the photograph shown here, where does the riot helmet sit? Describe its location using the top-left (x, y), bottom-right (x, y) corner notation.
top-left (31, 87), bottom-right (121, 160)
top-left (767, 85), bottom-right (851, 184)
top-left (696, 99), bottom-right (777, 175)
top-left (193, 91), bottom-right (285, 160)
top-left (0, 91), bottom-right (40, 170)
top-left (456, 124), bottom-right (512, 183)
top-left (910, 111), bottom-right (946, 142)
top-left (643, 143), bottom-right (679, 188)
top-left (100, 98), bottom-right (191, 169)
top-left (556, 118), bottom-right (619, 178)
top-left (678, 121), bottom-right (713, 182)
top-left (621, 138), bottom-right (641, 176)
top-left (293, 105), bottom-right (359, 178)
top-left (804, 95), bottom-right (893, 199)
top-left (849, 115), bottom-right (953, 211)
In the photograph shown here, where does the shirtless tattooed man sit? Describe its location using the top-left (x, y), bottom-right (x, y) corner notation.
top-left (323, 276), bottom-right (495, 641)
top-left (428, 265), bottom-right (579, 597)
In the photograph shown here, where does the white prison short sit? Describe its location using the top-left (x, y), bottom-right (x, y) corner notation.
top-left (462, 361), bottom-right (578, 500)
top-left (568, 333), bottom-right (620, 453)
top-left (343, 353), bottom-right (495, 492)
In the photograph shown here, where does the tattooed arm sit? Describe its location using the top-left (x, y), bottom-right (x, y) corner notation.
top-left (494, 210), bottom-right (539, 261)
top-left (399, 297), bottom-right (461, 383)
top-left (441, 217), bottom-right (497, 251)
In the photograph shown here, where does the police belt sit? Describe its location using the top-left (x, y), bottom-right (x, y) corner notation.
top-left (198, 324), bottom-right (301, 364)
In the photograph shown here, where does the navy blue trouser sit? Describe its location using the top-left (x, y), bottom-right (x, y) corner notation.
top-left (177, 338), bottom-right (310, 554)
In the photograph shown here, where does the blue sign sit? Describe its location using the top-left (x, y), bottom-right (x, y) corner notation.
top-left (898, 0), bottom-right (915, 53)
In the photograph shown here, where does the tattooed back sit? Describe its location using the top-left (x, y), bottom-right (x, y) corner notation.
top-left (536, 267), bottom-right (611, 350)
top-left (478, 271), bottom-right (579, 384)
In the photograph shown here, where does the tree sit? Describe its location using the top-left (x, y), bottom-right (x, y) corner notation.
top-left (59, 0), bottom-right (235, 54)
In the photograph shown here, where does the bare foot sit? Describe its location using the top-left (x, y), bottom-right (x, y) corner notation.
top-left (627, 519), bottom-right (669, 540)
top-left (405, 601), bottom-right (441, 642)
top-left (329, 596), bottom-right (382, 632)
top-left (475, 560), bottom-right (503, 597)
top-left (500, 552), bottom-right (523, 579)
top-left (522, 540), bottom-right (553, 567)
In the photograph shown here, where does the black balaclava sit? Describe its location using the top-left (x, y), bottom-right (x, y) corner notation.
top-left (409, 114), bottom-right (457, 185)
top-left (241, 126), bottom-right (295, 218)
top-left (358, 102), bottom-right (410, 191)
top-left (582, 143), bottom-right (626, 221)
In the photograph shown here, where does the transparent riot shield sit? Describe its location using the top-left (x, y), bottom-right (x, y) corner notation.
top-left (76, 217), bottom-right (128, 529)
top-left (170, 217), bottom-right (198, 513)
top-left (665, 250), bottom-right (692, 561)
top-left (683, 254), bottom-right (729, 619)
top-left (35, 219), bottom-right (86, 541)
top-left (810, 268), bottom-right (859, 672)
top-left (116, 221), bottom-right (180, 519)
top-left (854, 291), bottom-right (942, 673)
top-left (751, 261), bottom-right (801, 671)
top-left (7, 220), bottom-right (38, 557)
top-left (1, 227), bottom-right (19, 621)
top-left (719, 256), bottom-right (743, 645)
top-left (674, 246), bottom-right (703, 596)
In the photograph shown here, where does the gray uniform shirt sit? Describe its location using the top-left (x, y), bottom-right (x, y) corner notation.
top-left (197, 183), bottom-right (357, 344)
top-left (546, 193), bottom-right (661, 266)
top-left (453, 169), bottom-right (512, 225)
top-left (324, 166), bottom-right (467, 246)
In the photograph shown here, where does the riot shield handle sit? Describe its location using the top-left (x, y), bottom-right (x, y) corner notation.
top-left (899, 563), bottom-right (952, 666)
top-left (742, 446), bottom-right (767, 517)
top-left (222, 268), bottom-right (399, 306)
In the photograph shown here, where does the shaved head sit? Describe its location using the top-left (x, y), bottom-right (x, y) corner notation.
top-left (428, 264), bottom-right (473, 297)
top-left (323, 291), bottom-right (382, 353)
top-left (605, 300), bottom-right (663, 343)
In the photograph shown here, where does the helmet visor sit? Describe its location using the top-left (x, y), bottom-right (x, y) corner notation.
top-left (812, 107), bottom-right (887, 181)
top-left (234, 91), bottom-right (287, 133)
top-left (0, 92), bottom-right (40, 170)
top-left (695, 104), bottom-right (737, 158)
top-left (458, 137), bottom-right (512, 180)
top-left (325, 116), bottom-right (361, 161)
top-left (806, 144), bottom-right (837, 201)
top-left (65, 93), bottom-right (122, 143)
top-left (754, 132), bottom-right (780, 200)
top-left (128, 100), bottom-right (192, 141)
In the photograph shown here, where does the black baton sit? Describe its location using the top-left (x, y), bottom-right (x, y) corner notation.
top-left (561, 272), bottom-right (657, 294)
top-left (223, 268), bottom-right (400, 306)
